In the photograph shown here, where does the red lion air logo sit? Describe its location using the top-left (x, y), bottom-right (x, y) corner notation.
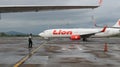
top-left (53, 30), bottom-right (72, 35)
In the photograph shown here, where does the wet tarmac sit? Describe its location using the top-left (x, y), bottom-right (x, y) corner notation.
top-left (0, 37), bottom-right (120, 67)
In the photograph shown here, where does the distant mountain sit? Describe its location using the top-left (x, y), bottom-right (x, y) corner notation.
top-left (6, 31), bottom-right (26, 35)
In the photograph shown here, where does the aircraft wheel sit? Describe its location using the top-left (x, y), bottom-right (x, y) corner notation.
top-left (83, 38), bottom-right (87, 41)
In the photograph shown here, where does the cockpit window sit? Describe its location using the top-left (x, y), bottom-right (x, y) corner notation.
top-left (42, 31), bottom-right (45, 33)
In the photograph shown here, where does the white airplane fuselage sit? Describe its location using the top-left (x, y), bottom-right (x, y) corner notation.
top-left (39, 28), bottom-right (120, 38)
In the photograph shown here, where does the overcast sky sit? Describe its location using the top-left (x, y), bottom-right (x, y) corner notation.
top-left (0, 0), bottom-right (120, 34)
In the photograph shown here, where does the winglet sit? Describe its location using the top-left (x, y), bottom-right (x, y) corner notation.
top-left (99, 0), bottom-right (103, 6)
top-left (101, 25), bottom-right (107, 32)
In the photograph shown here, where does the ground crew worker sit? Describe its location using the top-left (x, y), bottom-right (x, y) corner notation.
top-left (28, 33), bottom-right (33, 48)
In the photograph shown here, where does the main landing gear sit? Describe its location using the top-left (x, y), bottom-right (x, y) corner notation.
top-left (82, 38), bottom-right (87, 42)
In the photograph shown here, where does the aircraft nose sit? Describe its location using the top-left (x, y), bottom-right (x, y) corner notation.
top-left (39, 32), bottom-right (44, 37)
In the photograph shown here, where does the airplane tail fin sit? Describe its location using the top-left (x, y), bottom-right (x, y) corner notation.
top-left (112, 19), bottom-right (120, 27)
top-left (99, 0), bottom-right (103, 6)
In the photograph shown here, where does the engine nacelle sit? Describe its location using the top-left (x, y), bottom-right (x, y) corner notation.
top-left (70, 35), bottom-right (81, 40)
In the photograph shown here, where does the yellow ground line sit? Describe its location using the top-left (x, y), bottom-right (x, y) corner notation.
top-left (13, 55), bottom-right (29, 67)
top-left (14, 42), bottom-right (46, 67)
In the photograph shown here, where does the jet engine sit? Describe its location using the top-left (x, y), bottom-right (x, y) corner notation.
top-left (70, 35), bottom-right (81, 40)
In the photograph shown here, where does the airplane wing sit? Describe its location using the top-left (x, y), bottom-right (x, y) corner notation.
top-left (81, 26), bottom-right (107, 38)
top-left (0, 5), bottom-right (99, 13)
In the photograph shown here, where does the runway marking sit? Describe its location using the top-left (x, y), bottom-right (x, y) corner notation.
top-left (14, 42), bottom-right (46, 67)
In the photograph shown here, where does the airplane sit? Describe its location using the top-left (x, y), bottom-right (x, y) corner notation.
top-left (39, 19), bottom-right (120, 41)
top-left (39, 24), bottom-right (107, 41)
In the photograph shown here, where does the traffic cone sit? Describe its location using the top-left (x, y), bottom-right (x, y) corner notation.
top-left (104, 43), bottom-right (108, 52)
